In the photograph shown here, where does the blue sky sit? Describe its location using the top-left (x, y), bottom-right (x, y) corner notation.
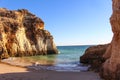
top-left (0, 0), bottom-right (113, 45)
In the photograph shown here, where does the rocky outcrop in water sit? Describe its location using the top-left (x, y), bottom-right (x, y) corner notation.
top-left (100, 0), bottom-right (120, 79)
top-left (80, 44), bottom-right (109, 72)
top-left (0, 8), bottom-right (58, 59)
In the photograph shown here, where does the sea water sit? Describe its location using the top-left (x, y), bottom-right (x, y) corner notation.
top-left (26, 45), bottom-right (91, 72)
top-left (46, 45), bottom-right (91, 72)
top-left (2, 45), bottom-right (91, 72)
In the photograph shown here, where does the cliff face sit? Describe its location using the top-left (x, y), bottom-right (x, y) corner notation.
top-left (100, 0), bottom-right (120, 79)
top-left (0, 8), bottom-right (58, 59)
top-left (80, 0), bottom-right (120, 79)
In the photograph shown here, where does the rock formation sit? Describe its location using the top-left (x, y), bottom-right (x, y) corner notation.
top-left (100, 0), bottom-right (120, 79)
top-left (81, 0), bottom-right (120, 79)
top-left (80, 44), bottom-right (109, 72)
top-left (0, 8), bottom-right (58, 59)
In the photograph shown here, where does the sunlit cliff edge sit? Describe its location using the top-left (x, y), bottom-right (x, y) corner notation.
top-left (0, 8), bottom-right (58, 59)
top-left (80, 0), bottom-right (120, 80)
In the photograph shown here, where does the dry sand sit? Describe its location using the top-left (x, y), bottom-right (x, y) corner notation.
top-left (0, 62), bottom-right (102, 80)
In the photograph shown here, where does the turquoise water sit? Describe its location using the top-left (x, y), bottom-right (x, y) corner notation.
top-left (47, 45), bottom-right (90, 71)
top-left (56, 46), bottom-right (89, 64)
top-left (22, 45), bottom-right (91, 72)
top-left (3, 45), bottom-right (91, 72)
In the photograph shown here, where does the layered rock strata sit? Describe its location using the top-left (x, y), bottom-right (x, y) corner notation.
top-left (0, 8), bottom-right (58, 59)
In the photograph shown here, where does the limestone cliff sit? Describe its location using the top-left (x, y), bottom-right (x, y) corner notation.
top-left (0, 8), bottom-right (58, 59)
top-left (100, 0), bottom-right (120, 79)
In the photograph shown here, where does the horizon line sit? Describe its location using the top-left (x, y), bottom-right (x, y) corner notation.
top-left (56, 43), bottom-right (109, 46)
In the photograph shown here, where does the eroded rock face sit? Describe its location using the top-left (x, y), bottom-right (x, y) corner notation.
top-left (100, 0), bottom-right (120, 79)
top-left (80, 44), bottom-right (109, 72)
top-left (80, 0), bottom-right (120, 79)
top-left (0, 8), bottom-right (58, 59)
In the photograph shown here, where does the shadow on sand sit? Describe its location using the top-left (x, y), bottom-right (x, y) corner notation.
top-left (0, 68), bottom-right (101, 80)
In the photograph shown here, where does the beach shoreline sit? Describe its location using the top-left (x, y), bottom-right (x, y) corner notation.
top-left (0, 62), bottom-right (102, 80)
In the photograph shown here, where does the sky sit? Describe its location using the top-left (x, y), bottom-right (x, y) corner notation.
top-left (0, 0), bottom-right (113, 46)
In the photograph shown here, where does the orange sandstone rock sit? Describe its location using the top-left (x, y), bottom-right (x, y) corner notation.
top-left (81, 0), bottom-right (120, 79)
top-left (80, 44), bottom-right (109, 72)
top-left (0, 8), bottom-right (58, 59)
top-left (100, 0), bottom-right (120, 79)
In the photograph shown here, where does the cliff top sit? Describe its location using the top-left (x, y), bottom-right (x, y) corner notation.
top-left (0, 8), bottom-right (44, 30)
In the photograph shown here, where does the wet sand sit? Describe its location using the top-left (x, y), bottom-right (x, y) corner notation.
top-left (0, 62), bottom-right (102, 80)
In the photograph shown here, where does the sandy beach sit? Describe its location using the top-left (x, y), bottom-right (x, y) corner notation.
top-left (0, 62), bottom-right (102, 80)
